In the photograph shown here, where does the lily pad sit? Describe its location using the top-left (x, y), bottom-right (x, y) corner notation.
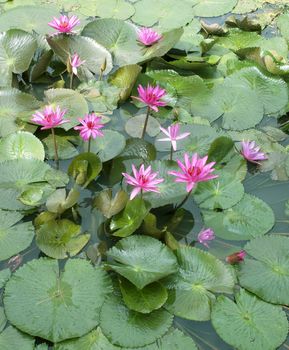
top-left (36, 219), bottom-right (90, 259)
top-left (93, 189), bottom-right (128, 219)
top-left (239, 235), bottom-right (289, 305)
top-left (0, 89), bottom-right (40, 137)
top-left (4, 258), bottom-right (111, 342)
top-left (0, 210), bottom-right (34, 262)
top-left (192, 0), bottom-right (238, 17)
top-left (119, 278), bottom-right (168, 314)
top-left (0, 131), bottom-right (45, 161)
top-left (100, 294), bottom-right (173, 347)
top-left (90, 130), bottom-right (126, 162)
top-left (0, 307), bottom-right (6, 333)
top-left (0, 269), bottom-right (11, 289)
top-left (107, 235), bottom-right (178, 289)
top-left (42, 133), bottom-right (79, 160)
top-left (164, 246), bottom-right (234, 321)
top-left (0, 326), bottom-right (34, 350)
top-left (87, 0), bottom-right (135, 20)
top-left (125, 114), bottom-right (161, 138)
top-left (211, 289), bottom-right (288, 350)
top-left (203, 194), bottom-right (275, 240)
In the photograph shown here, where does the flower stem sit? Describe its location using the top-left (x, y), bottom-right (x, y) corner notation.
top-left (69, 73), bottom-right (73, 89)
top-left (87, 138), bottom-right (91, 153)
top-left (175, 190), bottom-right (192, 210)
top-left (141, 106), bottom-right (150, 139)
top-left (51, 128), bottom-right (59, 169)
top-left (170, 144), bottom-right (173, 161)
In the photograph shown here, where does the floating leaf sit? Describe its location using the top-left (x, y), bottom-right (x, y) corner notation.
top-left (87, 0), bottom-right (135, 20)
top-left (0, 307), bottom-right (6, 332)
top-left (239, 235), bottom-right (289, 305)
top-left (110, 197), bottom-right (150, 237)
top-left (211, 289), bottom-right (288, 350)
top-left (4, 258), bottom-right (111, 342)
top-left (46, 188), bottom-right (80, 214)
top-left (0, 326), bottom-right (34, 350)
top-left (36, 219), bottom-right (90, 259)
top-left (100, 294), bottom-right (173, 347)
top-left (107, 235), bottom-right (178, 289)
top-left (119, 138), bottom-right (156, 161)
top-left (42, 133), bottom-right (79, 160)
top-left (194, 170), bottom-right (244, 210)
top-left (192, 0), bottom-right (238, 17)
top-left (0, 29), bottom-right (37, 87)
top-left (0, 268), bottom-right (11, 289)
top-left (0, 210), bottom-right (34, 262)
top-left (0, 89), bottom-right (40, 137)
top-left (156, 328), bottom-right (198, 350)
top-left (203, 194), bottom-right (274, 240)
top-left (90, 130), bottom-right (125, 162)
top-left (93, 189), bottom-right (128, 219)
top-left (164, 246), bottom-right (234, 321)
top-left (119, 278), bottom-right (168, 314)
top-left (68, 152), bottom-right (102, 188)
top-left (125, 114), bottom-right (161, 138)
top-left (207, 136), bottom-right (234, 164)
top-left (0, 131), bottom-right (45, 161)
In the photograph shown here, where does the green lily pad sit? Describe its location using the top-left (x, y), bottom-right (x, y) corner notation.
top-left (0, 89), bottom-right (40, 137)
top-left (164, 246), bottom-right (234, 321)
top-left (85, 0), bottom-right (135, 20)
top-left (194, 170), bottom-right (244, 210)
top-left (125, 114), bottom-right (161, 138)
top-left (42, 133), bottom-right (79, 160)
top-left (119, 138), bottom-right (156, 161)
top-left (192, 0), bottom-right (238, 17)
top-left (0, 210), bottom-right (34, 262)
top-left (156, 328), bottom-right (198, 350)
top-left (143, 160), bottom-right (187, 208)
top-left (217, 29), bottom-right (263, 51)
top-left (119, 278), bottom-right (168, 314)
top-left (90, 130), bottom-right (125, 162)
top-left (100, 294), bottom-right (173, 347)
top-left (107, 235), bottom-right (178, 289)
top-left (93, 189), bottom-right (128, 219)
top-left (0, 131), bottom-right (45, 161)
top-left (36, 219), bottom-right (90, 259)
top-left (203, 194), bottom-right (274, 240)
top-left (0, 268), bottom-right (11, 289)
top-left (211, 289), bottom-right (288, 350)
top-left (0, 29), bottom-right (37, 87)
top-left (239, 235), bottom-right (289, 305)
top-left (46, 188), bottom-right (79, 214)
top-left (0, 326), bottom-right (34, 350)
top-left (4, 258), bottom-right (111, 342)
top-left (44, 88), bottom-right (89, 130)
top-left (109, 197), bottom-right (150, 237)
top-left (0, 307), bottom-right (6, 332)
top-left (47, 34), bottom-right (112, 80)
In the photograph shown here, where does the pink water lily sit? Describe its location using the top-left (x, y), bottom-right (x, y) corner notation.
top-left (70, 53), bottom-right (86, 75)
top-left (48, 15), bottom-right (80, 34)
top-left (122, 164), bottom-right (164, 200)
top-left (197, 228), bottom-right (215, 248)
top-left (168, 153), bottom-right (218, 192)
top-left (240, 140), bottom-right (267, 164)
top-left (138, 27), bottom-right (162, 46)
top-left (226, 250), bottom-right (246, 264)
top-left (74, 113), bottom-right (104, 141)
top-left (158, 124), bottom-right (190, 151)
top-left (132, 84), bottom-right (167, 112)
top-left (32, 105), bottom-right (69, 130)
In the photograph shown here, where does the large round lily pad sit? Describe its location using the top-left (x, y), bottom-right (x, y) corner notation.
top-left (211, 289), bottom-right (288, 350)
top-left (0, 326), bottom-right (34, 350)
top-left (239, 235), bottom-right (289, 305)
top-left (203, 194), bottom-right (275, 240)
top-left (4, 258), bottom-right (111, 342)
top-left (164, 246), bottom-right (234, 320)
top-left (192, 0), bottom-right (238, 17)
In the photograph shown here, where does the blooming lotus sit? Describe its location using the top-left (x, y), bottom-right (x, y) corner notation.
top-left (48, 15), bottom-right (80, 34)
top-left (226, 250), bottom-right (246, 264)
top-left (240, 140), bottom-right (267, 164)
top-left (132, 84), bottom-right (167, 112)
top-left (158, 124), bottom-right (190, 151)
top-left (32, 105), bottom-right (69, 130)
top-left (168, 153), bottom-right (218, 192)
top-left (138, 27), bottom-right (162, 46)
top-left (74, 113), bottom-right (104, 141)
top-left (197, 228), bottom-right (215, 248)
top-left (122, 164), bottom-right (164, 200)
top-left (69, 53), bottom-right (86, 76)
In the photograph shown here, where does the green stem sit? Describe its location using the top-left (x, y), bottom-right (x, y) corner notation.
top-left (170, 144), bottom-right (173, 161)
top-left (99, 69), bottom-right (103, 81)
top-left (69, 73), bottom-right (73, 89)
top-left (175, 190), bottom-right (192, 210)
top-left (141, 106), bottom-right (150, 139)
top-left (51, 128), bottom-right (59, 169)
top-left (87, 138), bottom-right (91, 153)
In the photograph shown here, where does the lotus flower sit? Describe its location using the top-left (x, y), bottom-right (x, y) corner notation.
top-left (122, 164), bottom-right (164, 200)
top-left (168, 153), bottom-right (218, 192)
top-left (69, 53), bottom-right (85, 75)
top-left (197, 228), bottom-right (215, 248)
top-left (226, 250), bottom-right (246, 264)
top-left (158, 123), bottom-right (190, 151)
top-left (132, 84), bottom-right (167, 112)
top-left (240, 140), bottom-right (267, 164)
top-left (48, 15), bottom-right (80, 34)
top-left (32, 105), bottom-right (69, 130)
top-left (74, 113), bottom-right (104, 141)
top-left (138, 27), bottom-right (162, 46)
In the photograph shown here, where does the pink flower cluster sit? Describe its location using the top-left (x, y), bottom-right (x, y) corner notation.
top-left (132, 84), bottom-right (167, 112)
top-left (48, 14), bottom-right (80, 34)
top-left (138, 28), bottom-right (162, 46)
top-left (240, 140), bottom-right (267, 164)
top-left (74, 113), bottom-right (104, 141)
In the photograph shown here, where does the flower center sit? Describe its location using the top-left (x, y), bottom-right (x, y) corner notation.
top-left (60, 21), bottom-right (69, 28)
top-left (188, 166), bottom-right (202, 176)
top-left (86, 121), bottom-right (94, 129)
